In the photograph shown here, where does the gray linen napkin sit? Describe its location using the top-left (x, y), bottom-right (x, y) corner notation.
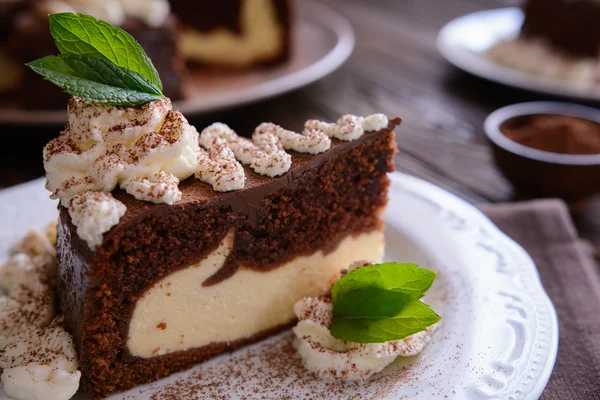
top-left (479, 199), bottom-right (600, 400)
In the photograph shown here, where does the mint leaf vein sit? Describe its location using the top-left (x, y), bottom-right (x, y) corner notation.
top-left (330, 300), bottom-right (440, 344)
top-left (27, 13), bottom-right (165, 107)
top-left (49, 13), bottom-right (162, 91)
top-left (27, 56), bottom-right (163, 107)
top-left (330, 262), bottom-right (440, 344)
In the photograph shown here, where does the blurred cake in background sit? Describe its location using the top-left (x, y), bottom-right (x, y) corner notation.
top-left (0, 0), bottom-right (27, 95)
top-left (0, 0), bottom-right (25, 43)
top-left (0, 0), bottom-right (293, 110)
top-left (171, 0), bottom-right (292, 68)
top-left (486, 0), bottom-right (600, 87)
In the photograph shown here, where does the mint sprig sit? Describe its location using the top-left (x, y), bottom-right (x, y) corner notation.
top-left (49, 13), bottom-right (162, 90)
top-left (330, 263), bottom-right (440, 344)
top-left (26, 13), bottom-right (164, 107)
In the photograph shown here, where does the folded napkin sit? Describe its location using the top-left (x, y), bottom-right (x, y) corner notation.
top-left (479, 200), bottom-right (600, 400)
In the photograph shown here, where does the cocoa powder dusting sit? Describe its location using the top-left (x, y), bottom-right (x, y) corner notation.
top-left (121, 332), bottom-right (428, 400)
top-left (501, 114), bottom-right (600, 155)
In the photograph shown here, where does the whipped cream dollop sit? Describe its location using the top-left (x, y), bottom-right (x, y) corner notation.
top-left (44, 102), bottom-right (389, 244)
top-left (44, 97), bottom-right (198, 205)
top-left (68, 191), bottom-right (127, 248)
top-left (0, 223), bottom-right (81, 400)
top-left (1, 320), bottom-right (80, 400)
top-left (120, 171), bottom-right (182, 204)
top-left (306, 114), bottom-right (389, 142)
top-left (37, 0), bottom-right (170, 28)
top-left (196, 114), bottom-right (389, 191)
top-left (44, 97), bottom-right (199, 248)
top-left (0, 254), bottom-right (55, 337)
top-left (292, 262), bottom-right (435, 381)
top-left (486, 37), bottom-right (599, 86)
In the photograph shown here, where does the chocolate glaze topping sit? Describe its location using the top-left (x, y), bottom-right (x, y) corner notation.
top-left (106, 118), bottom-right (402, 241)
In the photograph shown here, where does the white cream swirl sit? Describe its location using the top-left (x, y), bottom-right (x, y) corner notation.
top-left (195, 114), bottom-right (388, 191)
top-left (44, 97), bottom-right (198, 207)
top-left (293, 297), bottom-right (434, 381)
top-left (195, 125), bottom-right (246, 192)
top-left (305, 114), bottom-right (389, 141)
top-left (0, 321), bottom-right (80, 400)
top-left (37, 0), bottom-right (170, 28)
top-left (0, 254), bottom-right (55, 337)
top-left (120, 171), bottom-right (181, 204)
top-left (0, 226), bottom-right (80, 400)
top-left (292, 261), bottom-right (434, 381)
top-left (199, 122), bottom-right (329, 180)
top-left (68, 191), bottom-right (127, 248)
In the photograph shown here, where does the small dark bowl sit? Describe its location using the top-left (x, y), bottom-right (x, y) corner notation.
top-left (484, 102), bottom-right (600, 204)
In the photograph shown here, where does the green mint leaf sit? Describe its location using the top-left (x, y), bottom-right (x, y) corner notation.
top-left (61, 54), bottom-right (162, 96)
top-left (332, 263), bottom-right (437, 302)
top-left (330, 263), bottom-right (439, 344)
top-left (332, 287), bottom-right (411, 319)
top-left (49, 13), bottom-right (162, 91)
top-left (27, 56), bottom-right (163, 107)
top-left (330, 300), bottom-right (440, 344)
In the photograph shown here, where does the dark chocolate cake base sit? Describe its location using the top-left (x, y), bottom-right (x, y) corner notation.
top-left (57, 119), bottom-right (400, 398)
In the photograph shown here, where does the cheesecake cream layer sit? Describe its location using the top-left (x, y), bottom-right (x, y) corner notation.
top-left (180, 0), bottom-right (284, 67)
top-left (127, 230), bottom-right (384, 358)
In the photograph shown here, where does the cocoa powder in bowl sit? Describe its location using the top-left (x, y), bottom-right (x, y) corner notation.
top-left (500, 114), bottom-right (600, 155)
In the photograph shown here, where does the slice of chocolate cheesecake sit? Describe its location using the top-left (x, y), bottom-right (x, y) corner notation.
top-left (57, 116), bottom-right (399, 398)
top-left (29, 14), bottom-right (399, 398)
top-left (171, 0), bottom-right (292, 68)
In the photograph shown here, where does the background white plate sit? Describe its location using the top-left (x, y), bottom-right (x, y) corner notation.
top-left (0, 173), bottom-right (558, 399)
top-left (437, 7), bottom-right (600, 102)
top-left (0, 0), bottom-right (355, 125)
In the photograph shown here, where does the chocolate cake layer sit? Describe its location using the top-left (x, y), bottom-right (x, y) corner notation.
top-left (57, 119), bottom-right (400, 399)
top-left (6, 14), bottom-right (185, 109)
top-left (522, 0), bottom-right (600, 58)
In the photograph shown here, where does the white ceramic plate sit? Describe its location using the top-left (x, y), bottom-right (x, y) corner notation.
top-left (437, 7), bottom-right (600, 102)
top-left (0, 172), bottom-right (558, 399)
top-left (0, 0), bottom-right (355, 125)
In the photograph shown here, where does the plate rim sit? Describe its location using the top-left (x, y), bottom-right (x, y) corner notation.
top-left (0, 172), bottom-right (559, 399)
top-left (389, 172), bottom-right (559, 400)
top-left (437, 7), bottom-right (600, 102)
top-left (0, 0), bottom-right (355, 125)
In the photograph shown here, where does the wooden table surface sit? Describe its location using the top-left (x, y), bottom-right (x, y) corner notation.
top-left (2, 0), bottom-right (599, 251)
